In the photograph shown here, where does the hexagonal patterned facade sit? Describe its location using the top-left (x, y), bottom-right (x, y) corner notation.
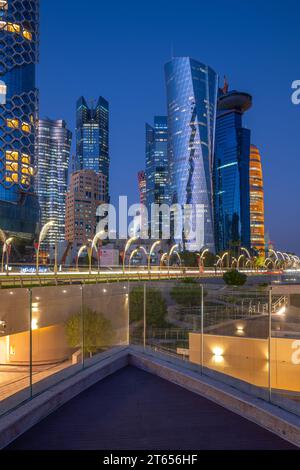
top-left (0, 0), bottom-right (39, 240)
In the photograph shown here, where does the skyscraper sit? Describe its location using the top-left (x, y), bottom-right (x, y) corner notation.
top-left (250, 144), bottom-right (265, 255)
top-left (36, 119), bottom-right (72, 248)
top-left (0, 0), bottom-right (40, 240)
top-left (165, 57), bottom-right (218, 252)
top-left (214, 82), bottom-right (252, 253)
top-left (145, 116), bottom-right (169, 209)
top-left (65, 169), bottom-right (107, 248)
top-left (137, 170), bottom-right (146, 206)
top-left (76, 96), bottom-right (109, 201)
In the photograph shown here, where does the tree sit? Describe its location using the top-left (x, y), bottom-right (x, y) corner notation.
top-left (129, 286), bottom-right (168, 327)
top-left (65, 307), bottom-right (115, 357)
top-left (223, 269), bottom-right (247, 286)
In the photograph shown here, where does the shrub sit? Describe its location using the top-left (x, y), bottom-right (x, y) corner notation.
top-left (223, 269), bottom-right (247, 286)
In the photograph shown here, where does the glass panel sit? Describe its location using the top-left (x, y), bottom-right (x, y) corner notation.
top-left (142, 280), bottom-right (203, 364)
top-left (271, 285), bottom-right (300, 416)
top-left (82, 282), bottom-right (129, 368)
top-left (201, 285), bottom-right (270, 399)
top-left (0, 288), bottom-right (31, 415)
top-left (129, 282), bottom-right (146, 347)
top-left (31, 285), bottom-right (83, 396)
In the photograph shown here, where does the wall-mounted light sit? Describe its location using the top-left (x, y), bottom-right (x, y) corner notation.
top-left (31, 318), bottom-right (38, 331)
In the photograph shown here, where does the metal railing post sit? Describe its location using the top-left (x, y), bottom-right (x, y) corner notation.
top-left (143, 283), bottom-right (146, 349)
top-left (268, 286), bottom-right (272, 402)
top-left (201, 284), bottom-right (204, 375)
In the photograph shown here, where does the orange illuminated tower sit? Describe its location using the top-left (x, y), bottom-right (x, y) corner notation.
top-left (250, 145), bottom-right (265, 255)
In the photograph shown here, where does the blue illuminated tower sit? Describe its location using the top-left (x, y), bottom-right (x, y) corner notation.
top-left (76, 96), bottom-right (109, 202)
top-left (0, 0), bottom-right (40, 240)
top-left (214, 80), bottom-right (252, 253)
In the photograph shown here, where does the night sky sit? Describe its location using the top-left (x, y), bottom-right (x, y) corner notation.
top-left (39, 0), bottom-right (300, 253)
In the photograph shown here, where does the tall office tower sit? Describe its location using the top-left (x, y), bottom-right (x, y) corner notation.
top-left (145, 116), bottom-right (169, 208)
top-left (0, 0), bottom-right (40, 240)
top-left (65, 169), bottom-right (107, 248)
top-left (165, 57), bottom-right (218, 251)
top-left (137, 170), bottom-right (146, 205)
top-left (145, 116), bottom-right (169, 237)
top-left (250, 144), bottom-right (265, 255)
top-left (36, 119), bottom-right (72, 248)
top-left (214, 81), bottom-right (252, 253)
top-left (76, 96), bottom-right (109, 201)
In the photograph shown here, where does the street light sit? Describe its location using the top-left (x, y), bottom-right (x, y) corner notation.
top-left (148, 240), bottom-right (161, 273)
top-left (129, 249), bottom-right (139, 271)
top-left (92, 230), bottom-right (105, 274)
top-left (173, 250), bottom-right (182, 270)
top-left (241, 247), bottom-right (251, 260)
top-left (2, 237), bottom-right (13, 274)
top-left (197, 248), bottom-right (209, 271)
top-left (76, 245), bottom-right (87, 271)
top-left (123, 236), bottom-right (138, 273)
top-left (36, 221), bottom-right (55, 274)
top-left (160, 252), bottom-right (169, 272)
top-left (168, 244), bottom-right (178, 274)
top-left (237, 254), bottom-right (245, 269)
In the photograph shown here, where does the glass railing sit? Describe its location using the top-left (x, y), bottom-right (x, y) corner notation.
top-left (130, 280), bottom-right (300, 416)
top-left (0, 283), bottom-right (129, 416)
top-left (1, 280), bottom-right (299, 419)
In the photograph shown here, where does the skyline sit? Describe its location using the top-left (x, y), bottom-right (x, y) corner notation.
top-left (39, 0), bottom-right (300, 253)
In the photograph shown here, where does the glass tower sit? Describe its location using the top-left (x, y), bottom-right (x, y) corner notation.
top-left (214, 83), bottom-right (252, 253)
top-left (165, 57), bottom-right (218, 252)
top-left (0, 0), bottom-right (40, 240)
top-left (145, 116), bottom-right (169, 235)
top-left (250, 144), bottom-right (265, 255)
top-left (36, 119), bottom-right (72, 248)
top-left (76, 96), bottom-right (109, 201)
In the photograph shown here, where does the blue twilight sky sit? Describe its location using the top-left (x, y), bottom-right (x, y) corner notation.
top-left (39, 0), bottom-right (300, 253)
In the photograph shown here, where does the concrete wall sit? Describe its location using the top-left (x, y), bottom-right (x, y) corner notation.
top-left (189, 333), bottom-right (300, 392)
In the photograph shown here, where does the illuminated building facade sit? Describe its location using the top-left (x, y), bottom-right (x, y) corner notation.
top-left (36, 119), bottom-right (72, 248)
top-left (65, 169), bottom-right (107, 248)
top-left (76, 96), bottom-right (109, 202)
top-left (137, 170), bottom-right (146, 205)
top-left (145, 116), bottom-right (169, 208)
top-left (145, 116), bottom-right (169, 236)
top-left (165, 57), bottom-right (218, 251)
top-left (250, 144), bottom-right (265, 254)
top-left (0, 0), bottom-right (39, 240)
top-left (214, 83), bottom-right (252, 252)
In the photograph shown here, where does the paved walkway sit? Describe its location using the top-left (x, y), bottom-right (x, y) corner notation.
top-left (6, 366), bottom-right (296, 450)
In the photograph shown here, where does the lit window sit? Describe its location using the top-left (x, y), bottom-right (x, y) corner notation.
top-left (23, 29), bottom-right (32, 41)
top-left (21, 176), bottom-right (30, 185)
top-left (6, 150), bottom-right (19, 161)
top-left (7, 118), bottom-right (19, 129)
top-left (5, 173), bottom-right (18, 183)
top-left (21, 122), bottom-right (30, 133)
top-left (6, 161), bottom-right (18, 172)
top-left (0, 1), bottom-right (8, 10)
top-left (7, 22), bottom-right (20, 33)
top-left (21, 154), bottom-right (30, 164)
